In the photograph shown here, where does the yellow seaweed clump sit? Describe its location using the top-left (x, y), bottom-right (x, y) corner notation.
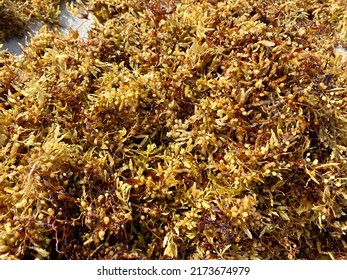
top-left (0, 0), bottom-right (26, 41)
top-left (1, 0), bottom-right (347, 260)
top-left (0, 0), bottom-right (63, 42)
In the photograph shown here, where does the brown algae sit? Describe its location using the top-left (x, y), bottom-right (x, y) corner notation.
top-left (0, 0), bottom-right (347, 260)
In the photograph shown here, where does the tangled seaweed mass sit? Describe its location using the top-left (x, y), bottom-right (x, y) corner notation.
top-left (1, 0), bottom-right (347, 260)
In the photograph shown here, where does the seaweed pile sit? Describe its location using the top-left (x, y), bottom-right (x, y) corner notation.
top-left (0, 0), bottom-right (26, 41)
top-left (1, 0), bottom-right (347, 260)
